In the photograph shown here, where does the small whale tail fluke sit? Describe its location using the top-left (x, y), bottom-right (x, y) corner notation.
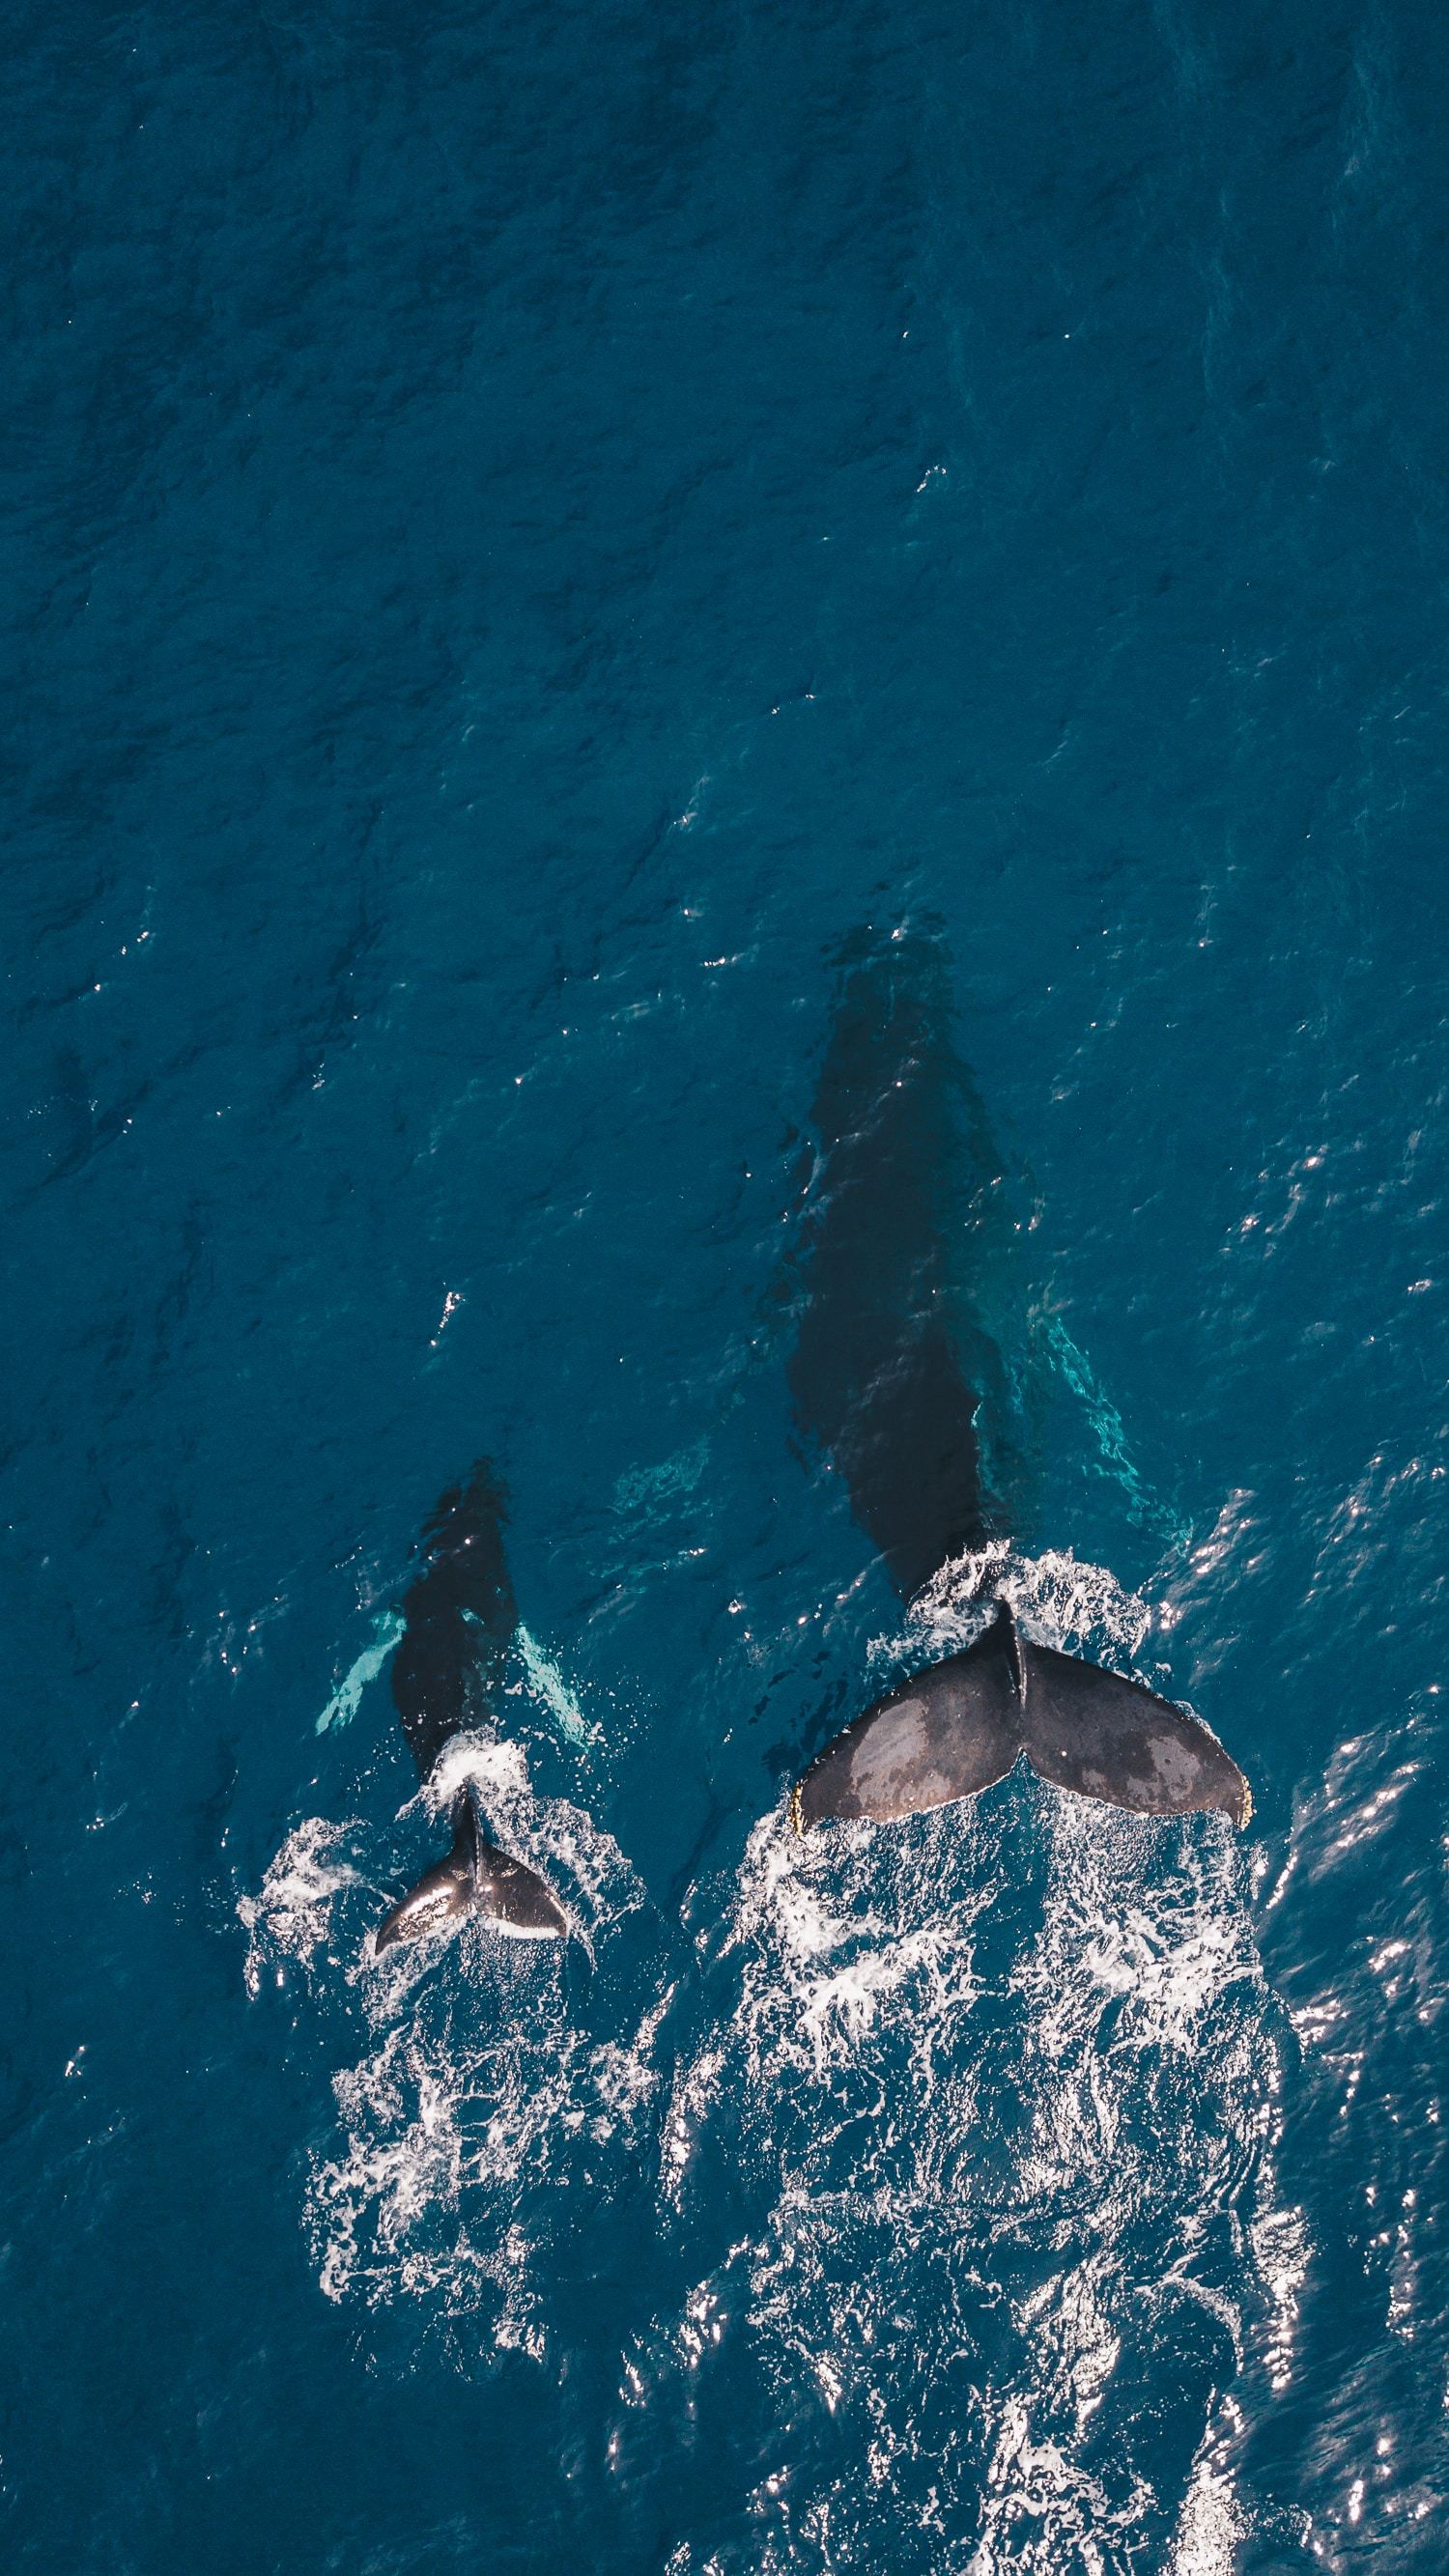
top-left (792, 1600), bottom-right (1250, 1834)
top-left (373, 1797), bottom-right (569, 1954)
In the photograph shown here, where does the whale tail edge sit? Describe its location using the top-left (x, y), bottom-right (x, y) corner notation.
top-left (1015, 1629), bottom-right (1251, 1828)
top-left (373, 1798), bottom-right (569, 1954)
top-left (794, 1601), bottom-right (1250, 1834)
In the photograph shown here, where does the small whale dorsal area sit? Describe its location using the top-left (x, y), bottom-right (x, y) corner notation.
top-left (372, 1465), bottom-right (569, 1954)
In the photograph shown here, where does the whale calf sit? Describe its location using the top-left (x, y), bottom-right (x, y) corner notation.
top-left (374, 1463), bottom-right (568, 1951)
top-left (786, 928), bottom-right (1250, 1832)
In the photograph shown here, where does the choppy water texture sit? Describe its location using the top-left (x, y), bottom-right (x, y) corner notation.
top-left (6, 1), bottom-right (1448, 2567)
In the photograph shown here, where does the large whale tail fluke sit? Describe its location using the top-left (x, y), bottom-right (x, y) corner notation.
top-left (373, 1796), bottom-right (569, 1955)
top-left (792, 1600), bottom-right (1250, 1834)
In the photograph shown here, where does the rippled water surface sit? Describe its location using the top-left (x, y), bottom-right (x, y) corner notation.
top-left (7, 1), bottom-right (1448, 2566)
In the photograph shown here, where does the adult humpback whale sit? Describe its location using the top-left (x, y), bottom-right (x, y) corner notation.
top-left (786, 928), bottom-right (1250, 1834)
top-left (374, 1463), bottom-right (569, 1951)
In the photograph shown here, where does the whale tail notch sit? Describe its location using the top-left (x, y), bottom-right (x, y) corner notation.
top-left (792, 1600), bottom-right (1250, 1833)
top-left (373, 1796), bottom-right (569, 1954)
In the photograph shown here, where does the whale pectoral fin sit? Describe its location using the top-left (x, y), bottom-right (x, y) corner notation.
top-left (795, 1623), bottom-right (1023, 1827)
top-left (1018, 1639), bottom-right (1251, 1826)
top-left (374, 1803), bottom-right (569, 1952)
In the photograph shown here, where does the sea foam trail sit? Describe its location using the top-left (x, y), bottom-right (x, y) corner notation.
top-left (239, 1817), bottom-right (364, 1999)
top-left (242, 1737), bottom-right (658, 2350)
top-left (649, 1552), bottom-right (1299, 2575)
top-left (308, 1958), bottom-right (669, 2344)
top-left (242, 1555), bottom-right (1299, 2562)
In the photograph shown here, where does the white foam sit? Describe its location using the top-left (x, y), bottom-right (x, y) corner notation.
top-left (307, 1969), bottom-right (668, 2335)
top-left (651, 1548), bottom-right (1298, 2568)
top-left (249, 1545), bottom-right (1299, 2564)
top-left (238, 1817), bottom-right (363, 1997)
top-left (243, 1741), bottom-right (653, 2344)
top-left (908, 1539), bottom-right (1157, 1673)
top-left (1168, 2430), bottom-right (1250, 2576)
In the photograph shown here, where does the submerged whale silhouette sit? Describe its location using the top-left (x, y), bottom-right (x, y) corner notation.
top-left (786, 928), bottom-right (1250, 1833)
top-left (374, 1464), bottom-right (569, 1952)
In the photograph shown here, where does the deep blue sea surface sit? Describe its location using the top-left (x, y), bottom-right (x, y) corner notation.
top-left (6, 1), bottom-right (1448, 2566)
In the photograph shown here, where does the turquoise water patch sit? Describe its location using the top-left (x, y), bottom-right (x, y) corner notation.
top-left (315, 1613), bottom-right (591, 1752)
top-left (1043, 1316), bottom-right (1191, 1549)
top-left (315, 1613), bottom-right (407, 1735)
top-left (612, 1436), bottom-right (712, 1523)
top-left (514, 1625), bottom-right (593, 1750)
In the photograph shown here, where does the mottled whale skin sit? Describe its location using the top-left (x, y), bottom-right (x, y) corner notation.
top-left (374, 1464), bottom-right (568, 1953)
top-left (795, 1600), bottom-right (1250, 1831)
top-left (788, 929), bottom-right (1250, 1834)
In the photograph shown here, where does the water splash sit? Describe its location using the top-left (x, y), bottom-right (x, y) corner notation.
top-left (308, 1973), bottom-right (669, 2334)
top-left (649, 1551), bottom-right (1298, 2572)
top-left (238, 1817), bottom-right (364, 1996)
top-left (244, 1738), bottom-right (656, 2343)
top-left (908, 1539), bottom-right (1159, 1672)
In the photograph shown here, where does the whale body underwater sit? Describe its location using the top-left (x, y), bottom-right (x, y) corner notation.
top-left (787, 926), bottom-right (1249, 1835)
top-left (370, 926), bottom-right (1247, 1955)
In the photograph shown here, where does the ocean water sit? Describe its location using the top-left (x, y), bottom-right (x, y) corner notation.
top-left (6, 0), bottom-right (1448, 2567)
